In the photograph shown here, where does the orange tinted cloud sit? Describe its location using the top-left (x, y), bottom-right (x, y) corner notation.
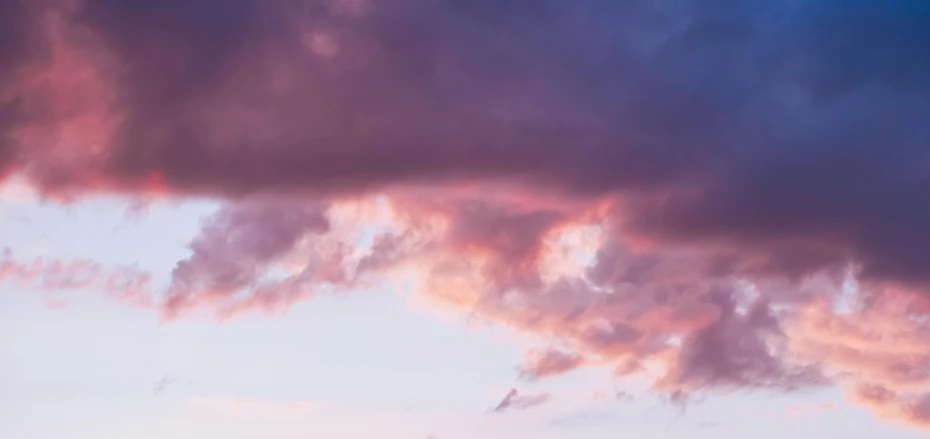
top-left (787, 291), bottom-right (930, 429)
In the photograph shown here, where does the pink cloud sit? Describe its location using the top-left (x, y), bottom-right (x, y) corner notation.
top-left (786, 291), bottom-right (930, 429)
top-left (0, 247), bottom-right (153, 307)
top-left (850, 384), bottom-right (930, 429)
top-left (519, 348), bottom-right (584, 381)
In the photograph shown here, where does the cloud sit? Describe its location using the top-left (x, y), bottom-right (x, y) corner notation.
top-left (163, 199), bottom-right (330, 318)
top-left (658, 293), bottom-right (827, 395)
top-left (153, 375), bottom-right (176, 395)
top-left (519, 348), bottom-right (584, 381)
top-left (849, 384), bottom-right (930, 429)
top-left (787, 292), bottom-right (930, 429)
top-left (0, 247), bottom-right (153, 307)
top-left (3, 0), bottom-right (930, 432)
top-left (492, 389), bottom-right (551, 414)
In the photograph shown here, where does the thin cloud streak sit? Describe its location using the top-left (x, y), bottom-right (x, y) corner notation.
top-left (492, 389), bottom-right (552, 414)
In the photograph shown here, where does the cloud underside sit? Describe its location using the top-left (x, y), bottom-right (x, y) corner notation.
top-left (2, 0), bottom-right (930, 430)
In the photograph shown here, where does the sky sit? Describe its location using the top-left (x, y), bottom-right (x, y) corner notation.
top-left (1, 1), bottom-right (930, 438)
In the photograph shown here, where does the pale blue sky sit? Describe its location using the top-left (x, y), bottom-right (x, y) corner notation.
top-left (1, 196), bottom-right (924, 439)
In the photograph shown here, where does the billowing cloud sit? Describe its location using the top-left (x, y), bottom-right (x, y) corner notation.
top-left (3, 0), bottom-right (930, 431)
top-left (788, 292), bottom-right (930, 428)
top-left (163, 199), bottom-right (331, 318)
top-left (659, 294), bottom-right (827, 395)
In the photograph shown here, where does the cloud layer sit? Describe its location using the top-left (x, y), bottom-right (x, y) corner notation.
top-left (2, 0), bottom-right (930, 431)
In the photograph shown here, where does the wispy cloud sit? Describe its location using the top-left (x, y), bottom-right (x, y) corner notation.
top-left (153, 375), bottom-right (176, 395)
top-left (491, 389), bottom-right (551, 414)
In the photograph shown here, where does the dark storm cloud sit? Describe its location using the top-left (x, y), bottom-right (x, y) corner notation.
top-left (9, 0), bottom-right (928, 206)
top-left (0, 0), bottom-right (35, 178)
